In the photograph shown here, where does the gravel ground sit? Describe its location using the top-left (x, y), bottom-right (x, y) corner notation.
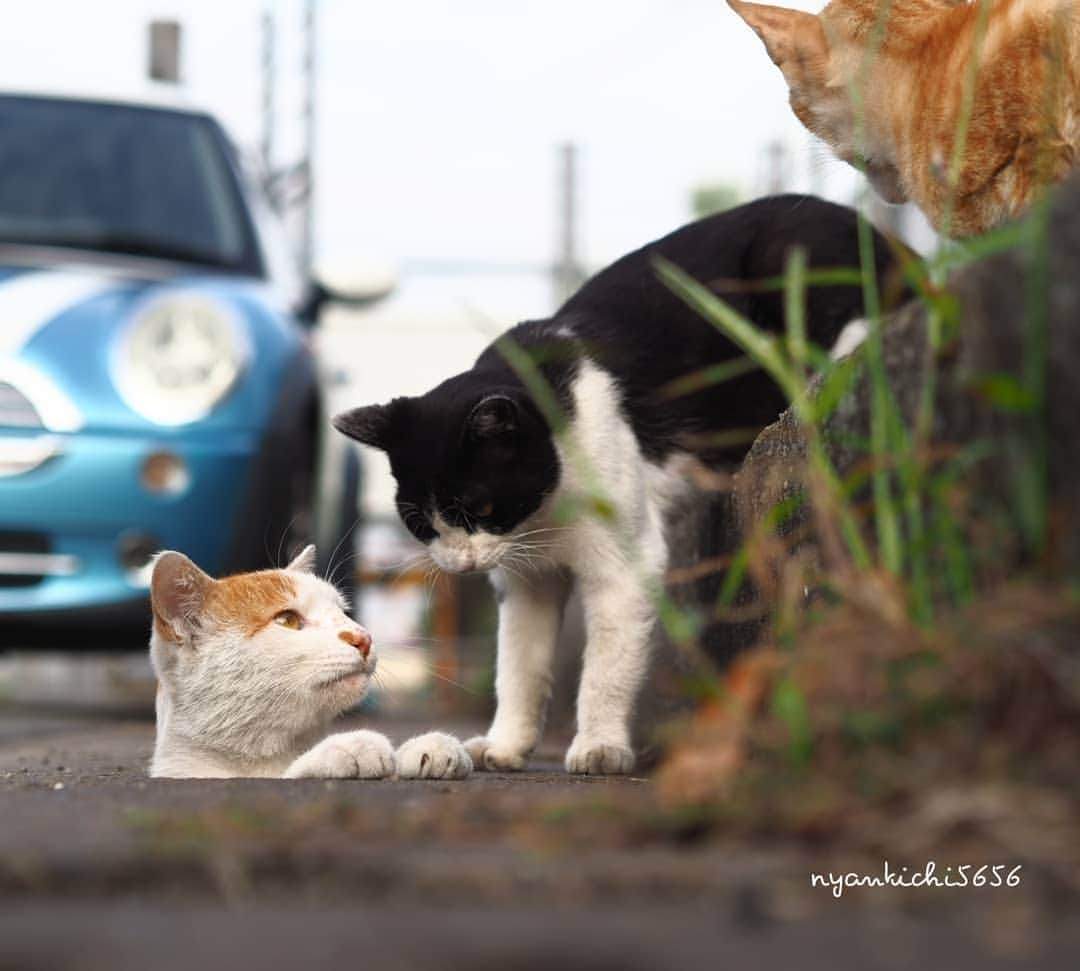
top-left (2, 706), bottom-right (1078, 970)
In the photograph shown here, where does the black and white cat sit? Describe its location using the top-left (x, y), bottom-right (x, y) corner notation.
top-left (334, 195), bottom-right (908, 775)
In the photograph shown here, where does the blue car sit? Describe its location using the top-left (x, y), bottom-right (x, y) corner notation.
top-left (0, 88), bottom-right (368, 640)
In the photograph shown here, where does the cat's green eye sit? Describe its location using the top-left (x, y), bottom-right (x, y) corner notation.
top-left (274, 609), bottom-right (304, 630)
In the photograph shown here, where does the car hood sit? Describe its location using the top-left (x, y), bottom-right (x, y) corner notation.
top-left (0, 259), bottom-right (303, 435)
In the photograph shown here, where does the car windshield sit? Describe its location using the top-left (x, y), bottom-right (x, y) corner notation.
top-left (0, 95), bottom-right (261, 274)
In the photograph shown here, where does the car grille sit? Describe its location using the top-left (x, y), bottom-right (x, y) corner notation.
top-left (0, 531), bottom-right (51, 588)
top-left (0, 381), bottom-right (43, 430)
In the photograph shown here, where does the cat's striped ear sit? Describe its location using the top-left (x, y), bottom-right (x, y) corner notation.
top-left (150, 551), bottom-right (213, 644)
top-left (286, 544), bottom-right (317, 574)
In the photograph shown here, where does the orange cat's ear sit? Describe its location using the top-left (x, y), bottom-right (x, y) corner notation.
top-left (728, 0), bottom-right (828, 76)
top-left (286, 544), bottom-right (317, 574)
top-left (150, 551), bottom-right (213, 644)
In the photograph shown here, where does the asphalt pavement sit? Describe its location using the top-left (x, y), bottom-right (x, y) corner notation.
top-left (2, 700), bottom-right (1079, 971)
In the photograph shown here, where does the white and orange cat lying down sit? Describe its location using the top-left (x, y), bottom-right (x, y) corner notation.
top-left (148, 545), bottom-right (473, 780)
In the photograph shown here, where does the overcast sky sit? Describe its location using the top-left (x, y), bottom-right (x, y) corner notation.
top-left (0, 0), bottom-right (881, 280)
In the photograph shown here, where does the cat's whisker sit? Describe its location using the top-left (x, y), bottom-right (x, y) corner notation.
top-left (379, 552), bottom-right (435, 592)
top-left (420, 563), bottom-right (441, 609)
top-left (375, 656), bottom-right (474, 697)
top-left (513, 543), bottom-right (561, 559)
top-left (325, 518), bottom-right (362, 586)
top-left (383, 558), bottom-right (431, 589)
top-left (506, 543), bottom-right (558, 573)
top-left (503, 550), bottom-right (546, 574)
top-left (510, 539), bottom-right (563, 552)
top-left (411, 662), bottom-right (475, 694)
top-left (273, 514), bottom-right (300, 569)
top-left (497, 561), bottom-right (531, 587)
top-left (452, 496), bottom-right (477, 533)
top-left (369, 670), bottom-right (398, 699)
top-left (510, 526), bottom-right (571, 541)
top-left (328, 549), bottom-right (361, 590)
top-left (371, 663), bottom-right (404, 685)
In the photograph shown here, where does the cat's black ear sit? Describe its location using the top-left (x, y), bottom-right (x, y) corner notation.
top-left (150, 551), bottom-right (213, 644)
top-left (468, 394), bottom-right (519, 440)
top-left (332, 404), bottom-right (393, 451)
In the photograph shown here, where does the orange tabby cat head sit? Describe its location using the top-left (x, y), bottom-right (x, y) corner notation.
top-left (730, 0), bottom-right (1080, 237)
top-left (728, 0), bottom-right (912, 204)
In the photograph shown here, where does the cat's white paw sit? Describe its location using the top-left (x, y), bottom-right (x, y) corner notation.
top-left (396, 732), bottom-right (473, 780)
top-left (463, 735), bottom-right (529, 772)
top-left (284, 730), bottom-right (396, 779)
top-left (564, 737), bottom-right (635, 775)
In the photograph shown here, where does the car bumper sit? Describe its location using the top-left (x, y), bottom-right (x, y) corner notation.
top-left (0, 428), bottom-right (260, 622)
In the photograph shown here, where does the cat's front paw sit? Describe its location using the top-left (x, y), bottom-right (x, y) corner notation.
top-left (463, 736), bottom-right (529, 772)
top-left (284, 730), bottom-right (396, 780)
top-left (564, 736), bottom-right (635, 775)
top-left (396, 732), bottom-right (473, 780)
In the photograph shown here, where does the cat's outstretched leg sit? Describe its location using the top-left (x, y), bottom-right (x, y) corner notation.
top-left (284, 730), bottom-right (396, 779)
top-left (396, 732), bottom-right (473, 779)
top-left (465, 569), bottom-right (570, 771)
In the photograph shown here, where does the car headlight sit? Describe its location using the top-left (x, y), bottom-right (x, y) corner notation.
top-left (113, 292), bottom-right (249, 425)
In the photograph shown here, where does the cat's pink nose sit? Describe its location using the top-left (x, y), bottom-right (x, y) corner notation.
top-left (339, 627), bottom-right (371, 657)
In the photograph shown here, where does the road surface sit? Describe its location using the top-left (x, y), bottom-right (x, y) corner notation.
top-left (2, 704), bottom-right (1078, 970)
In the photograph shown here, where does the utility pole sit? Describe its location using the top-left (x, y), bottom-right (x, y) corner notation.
top-left (554, 142), bottom-right (585, 307)
top-left (807, 134), bottom-right (825, 198)
top-left (763, 140), bottom-right (788, 195)
top-left (299, 0), bottom-right (318, 276)
top-left (260, 9), bottom-right (276, 181)
top-left (148, 21), bottom-right (182, 83)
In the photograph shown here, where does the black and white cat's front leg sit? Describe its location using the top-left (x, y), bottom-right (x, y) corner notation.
top-left (565, 525), bottom-right (666, 775)
top-left (465, 568), bottom-right (570, 771)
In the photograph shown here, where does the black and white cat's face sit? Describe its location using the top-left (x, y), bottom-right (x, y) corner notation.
top-left (334, 372), bottom-right (559, 574)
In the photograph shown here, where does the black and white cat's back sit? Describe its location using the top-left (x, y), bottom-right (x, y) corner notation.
top-left (481, 193), bottom-right (904, 463)
top-left (333, 195), bottom-right (910, 775)
top-left (338, 195), bottom-right (903, 541)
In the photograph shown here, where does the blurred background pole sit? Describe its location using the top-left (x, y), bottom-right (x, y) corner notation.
top-left (260, 9), bottom-right (276, 182)
top-left (807, 134), bottom-right (825, 198)
top-left (764, 139), bottom-right (788, 194)
top-left (300, 0), bottom-right (318, 276)
top-left (554, 142), bottom-right (585, 306)
top-left (148, 20), bottom-right (181, 83)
